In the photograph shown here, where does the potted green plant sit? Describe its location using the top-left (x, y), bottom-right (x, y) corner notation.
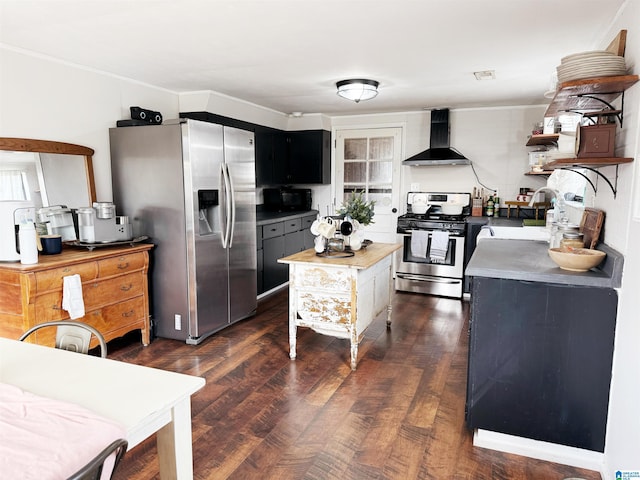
top-left (337, 191), bottom-right (376, 226)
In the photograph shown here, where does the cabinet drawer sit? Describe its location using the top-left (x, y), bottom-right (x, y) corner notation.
top-left (33, 296), bottom-right (146, 347)
top-left (301, 215), bottom-right (316, 230)
top-left (35, 273), bottom-right (145, 321)
top-left (284, 218), bottom-right (302, 233)
top-left (262, 222), bottom-right (284, 239)
top-left (35, 262), bottom-right (98, 292)
top-left (85, 296), bottom-right (146, 334)
top-left (98, 252), bottom-right (147, 277)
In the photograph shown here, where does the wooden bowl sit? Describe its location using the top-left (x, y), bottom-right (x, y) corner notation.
top-left (548, 247), bottom-right (606, 272)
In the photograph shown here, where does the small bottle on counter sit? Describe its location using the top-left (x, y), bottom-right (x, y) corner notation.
top-left (486, 195), bottom-right (494, 217)
top-left (493, 195), bottom-right (500, 217)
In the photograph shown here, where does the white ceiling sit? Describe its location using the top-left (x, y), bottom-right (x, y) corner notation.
top-left (0, 0), bottom-right (629, 117)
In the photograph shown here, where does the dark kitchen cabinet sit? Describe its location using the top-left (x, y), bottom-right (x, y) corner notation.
top-left (258, 213), bottom-right (317, 294)
top-left (257, 129), bottom-right (331, 186)
top-left (255, 126), bottom-right (288, 186)
top-left (286, 130), bottom-right (331, 185)
top-left (466, 276), bottom-right (617, 452)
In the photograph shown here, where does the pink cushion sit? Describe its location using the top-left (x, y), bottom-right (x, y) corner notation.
top-left (0, 383), bottom-right (126, 480)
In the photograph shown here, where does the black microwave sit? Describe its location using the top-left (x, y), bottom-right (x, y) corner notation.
top-left (263, 188), bottom-right (312, 212)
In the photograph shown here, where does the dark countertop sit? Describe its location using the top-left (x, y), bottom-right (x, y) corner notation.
top-left (257, 209), bottom-right (318, 226)
top-left (466, 239), bottom-right (623, 288)
top-left (466, 216), bottom-right (529, 226)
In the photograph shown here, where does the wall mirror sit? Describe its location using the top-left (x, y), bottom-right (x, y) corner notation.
top-left (0, 137), bottom-right (96, 209)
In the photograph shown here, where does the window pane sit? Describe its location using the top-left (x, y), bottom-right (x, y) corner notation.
top-left (368, 161), bottom-right (392, 184)
top-left (369, 137), bottom-right (393, 160)
top-left (344, 161), bottom-right (366, 183)
top-left (344, 138), bottom-right (367, 160)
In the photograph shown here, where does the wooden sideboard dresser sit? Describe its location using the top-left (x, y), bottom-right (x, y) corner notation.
top-left (0, 243), bottom-right (153, 348)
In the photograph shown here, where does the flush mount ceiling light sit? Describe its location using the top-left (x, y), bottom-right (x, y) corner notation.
top-left (336, 79), bottom-right (379, 103)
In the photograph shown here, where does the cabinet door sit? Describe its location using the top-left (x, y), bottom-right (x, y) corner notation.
top-left (288, 130), bottom-right (331, 184)
top-left (466, 277), bottom-right (617, 452)
top-left (263, 236), bottom-right (288, 291)
top-left (284, 230), bottom-right (305, 255)
top-left (301, 214), bottom-right (316, 250)
top-left (255, 127), bottom-right (288, 186)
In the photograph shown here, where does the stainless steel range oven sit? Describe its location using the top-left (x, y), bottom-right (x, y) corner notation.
top-left (395, 192), bottom-right (471, 299)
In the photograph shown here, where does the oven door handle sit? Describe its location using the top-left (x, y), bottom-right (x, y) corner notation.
top-left (396, 273), bottom-right (461, 284)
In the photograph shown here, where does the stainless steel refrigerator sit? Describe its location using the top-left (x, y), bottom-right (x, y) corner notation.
top-left (109, 118), bottom-right (257, 344)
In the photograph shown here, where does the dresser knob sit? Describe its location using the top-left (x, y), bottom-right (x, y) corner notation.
top-left (117, 262), bottom-right (130, 270)
top-left (120, 284), bottom-right (133, 291)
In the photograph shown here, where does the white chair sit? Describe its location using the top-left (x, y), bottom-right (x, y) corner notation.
top-left (19, 321), bottom-right (107, 358)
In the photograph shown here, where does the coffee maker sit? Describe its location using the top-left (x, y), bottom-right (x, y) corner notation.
top-left (77, 202), bottom-right (132, 243)
top-left (0, 200), bottom-right (36, 262)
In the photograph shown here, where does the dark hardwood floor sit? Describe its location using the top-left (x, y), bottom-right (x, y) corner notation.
top-left (109, 289), bottom-right (600, 480)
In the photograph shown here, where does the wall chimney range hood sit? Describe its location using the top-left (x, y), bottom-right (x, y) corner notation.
top-left (403, 108), bottom-right (471, 166)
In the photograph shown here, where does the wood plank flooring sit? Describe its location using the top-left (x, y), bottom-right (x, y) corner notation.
top-left (108, 289), bottom-right (601, 480)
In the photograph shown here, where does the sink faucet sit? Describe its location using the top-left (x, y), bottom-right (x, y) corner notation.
top-left (529, 187), bottom-right (566, 223)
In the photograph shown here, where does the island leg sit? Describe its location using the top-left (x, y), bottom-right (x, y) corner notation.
top-left (289, 320), bottom-right (297, 360)
top-left (350, 340), bottom-right (358, 371)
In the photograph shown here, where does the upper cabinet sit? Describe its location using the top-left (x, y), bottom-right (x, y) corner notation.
top-left (257, 129), bottom-right (331, 186)
top-left (180, 112), bottom-right (331, 187)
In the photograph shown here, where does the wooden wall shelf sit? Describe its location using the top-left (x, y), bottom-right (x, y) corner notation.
top-left (543, 157), bottom-right (633, 198)
top-left (544, 74), bottom-right (639, 120)
top-left (526, 134), bottom-right (559, 147)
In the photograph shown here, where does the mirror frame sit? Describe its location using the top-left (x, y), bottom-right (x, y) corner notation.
top-left (0, 137), bottom-right (97, 205)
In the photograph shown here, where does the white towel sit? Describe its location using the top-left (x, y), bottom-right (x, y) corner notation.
top-left (410, 230), bottom-right (429, 258)
top-left (429, 231), bottom-right (450, 263)
top-left (62, 274), bottom-right (85, 319)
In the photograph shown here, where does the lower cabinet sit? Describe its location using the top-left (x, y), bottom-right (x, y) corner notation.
top-left (258, 213), bottom-right (317, 294)
top-left (466, 276), bottom-right (617, 452)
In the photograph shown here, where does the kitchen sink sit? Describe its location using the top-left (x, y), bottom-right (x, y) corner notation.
top-left (476, 225), bottom-right (551, 242)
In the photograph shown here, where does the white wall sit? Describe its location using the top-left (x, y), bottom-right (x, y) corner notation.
top-left (331, 106), bottom-right (549, 213)
top-left (0, 47), bottom-right (180, 202)
top-left (601, 2), bottom-right (640, 478)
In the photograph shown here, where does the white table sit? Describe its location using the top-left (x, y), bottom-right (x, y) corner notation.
top-left (0, 338), bottom-right (205, 479)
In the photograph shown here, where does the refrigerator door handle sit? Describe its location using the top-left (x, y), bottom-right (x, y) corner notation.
top-left (220, 163), bottom-right (232, 248)
top-left (225, 162), bottom-right (237, 248)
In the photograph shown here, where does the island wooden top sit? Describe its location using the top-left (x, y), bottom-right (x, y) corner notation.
top-left (279, 242), bottom-right (401, 270)
top-left (0, 243), bottom-right (154, 272)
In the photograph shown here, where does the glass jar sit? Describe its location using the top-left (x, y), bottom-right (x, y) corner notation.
top-left (560, 232), bottom-right (585, 249)
top-left (551, 223), bottom-right (579, 248)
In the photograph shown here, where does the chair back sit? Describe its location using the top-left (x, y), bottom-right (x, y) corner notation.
top-left (19, 321), bottom-right (107, 358)
top-left (66, 438), bottom-right (128, 480)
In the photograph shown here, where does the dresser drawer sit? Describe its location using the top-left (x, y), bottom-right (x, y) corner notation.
top-left (32, 297), bottom-right (146, 347)
top-left (35, 262), bottom-right (98, 292)
top-left (35, 273), bottom-right (145, 320)
top-left (85, 296), bottom-right (146, 335)
top-left (97, 252), bottom-right (147, 277)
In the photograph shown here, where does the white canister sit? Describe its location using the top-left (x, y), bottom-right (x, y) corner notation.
top-left (19, 222), bottom-right (38, 265)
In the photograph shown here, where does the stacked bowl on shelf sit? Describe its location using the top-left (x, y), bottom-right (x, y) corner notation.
top-left (556, 50), bottom-right (627, 83)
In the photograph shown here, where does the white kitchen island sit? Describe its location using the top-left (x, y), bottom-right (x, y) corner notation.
top-left (279, 242), bottom-right (401, 370)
